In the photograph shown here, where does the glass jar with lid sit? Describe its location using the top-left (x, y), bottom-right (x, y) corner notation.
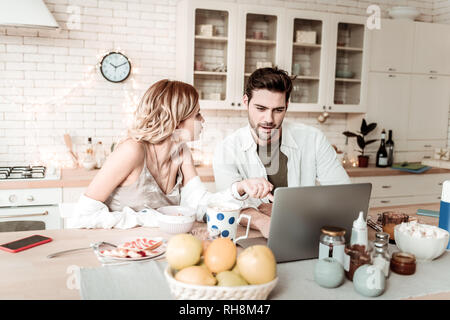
top-left (318, 226), bottom-right (346, 266)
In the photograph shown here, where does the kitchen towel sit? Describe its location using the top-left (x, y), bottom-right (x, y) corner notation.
top-left (79, 247), bottom-right (450, 300)
top-left (79, 260), bottom-right (172, 300)
top-left (391, 163), bottom-right (431, 174)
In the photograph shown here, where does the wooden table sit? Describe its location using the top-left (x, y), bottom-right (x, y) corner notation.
top-left (0, 203), bottom-right (448, 300)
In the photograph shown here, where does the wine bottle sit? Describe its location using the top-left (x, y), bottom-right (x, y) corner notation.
top-left (376, 130), bottom-right (388, 168)
top-left (386, 130), bottom-right (394, 166)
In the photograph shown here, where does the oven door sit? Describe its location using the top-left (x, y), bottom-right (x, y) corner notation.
top-left (0, 205), bottom-right (61, 232)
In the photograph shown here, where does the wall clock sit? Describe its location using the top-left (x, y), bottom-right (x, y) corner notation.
top-left (99, 51), bottom-right (131, 83)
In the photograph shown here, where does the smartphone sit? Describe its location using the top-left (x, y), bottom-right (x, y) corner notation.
top-left (0, 235), bottom-right (52, 253)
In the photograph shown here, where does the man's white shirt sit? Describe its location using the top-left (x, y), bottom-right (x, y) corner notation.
top-left (213, 121), bottom-right (351, 209)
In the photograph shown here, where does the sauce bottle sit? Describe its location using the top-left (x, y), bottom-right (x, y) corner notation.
top-left (350, 211), bottom-right (368, 248)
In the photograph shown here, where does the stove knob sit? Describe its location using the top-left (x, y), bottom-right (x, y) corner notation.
top-left (9, 194), bottom-right (18, 203)
top-left (27, 195), bottom-right (34, 202)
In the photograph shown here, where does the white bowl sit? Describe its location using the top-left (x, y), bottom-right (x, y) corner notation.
top-left (388, 6), bottom-right (420, 21)
top-left (394, 224), bottom-right (449, 261)
top-left (164, 267), bottom-right (278, 300)
top-left (156, 206), bottom-right (196, 234)
top-left (82, 160), bottom-right (96, 170)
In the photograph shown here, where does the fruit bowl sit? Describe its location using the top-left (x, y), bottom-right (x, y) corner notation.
top-left (164, 267), bottom-right (278, 300)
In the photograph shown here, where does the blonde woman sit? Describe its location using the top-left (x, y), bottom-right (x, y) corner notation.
top-left (69, 79), bottom-right (273, 230)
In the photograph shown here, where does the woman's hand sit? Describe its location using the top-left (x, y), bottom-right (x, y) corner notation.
top-left (236, 178), bottom-right (274, 201)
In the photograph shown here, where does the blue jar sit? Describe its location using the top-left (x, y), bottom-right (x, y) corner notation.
top-left (314, 257), bottom-right (345, 288)
top-left (439, 180), bottom-right (450, 249)
top-left (353, 264), bottom-right (385, 297)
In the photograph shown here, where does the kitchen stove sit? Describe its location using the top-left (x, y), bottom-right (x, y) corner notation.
top-left (0, 166), bottom-right (60, 180)
top-left (0, 165), bottom-right (62, 231)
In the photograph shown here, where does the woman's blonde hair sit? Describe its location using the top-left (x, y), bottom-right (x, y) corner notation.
top-left (127, 79), bottom-right (199, 144)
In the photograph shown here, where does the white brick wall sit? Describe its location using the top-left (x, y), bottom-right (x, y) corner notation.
top-left (0, 0), bottom-right (444, 167)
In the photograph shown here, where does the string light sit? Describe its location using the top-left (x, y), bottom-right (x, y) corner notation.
top-left (2, 48), bottom-right (143, 168)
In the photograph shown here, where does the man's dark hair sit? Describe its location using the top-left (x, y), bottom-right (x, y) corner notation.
top-left (244, 67), bottom-right (295, 104)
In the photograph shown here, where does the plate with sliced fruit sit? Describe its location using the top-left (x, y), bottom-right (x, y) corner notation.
top-left (96, 237), bottom-right (166, 261)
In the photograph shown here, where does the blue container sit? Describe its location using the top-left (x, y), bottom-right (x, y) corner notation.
top-left (439, 180), bottom-right (450, 249)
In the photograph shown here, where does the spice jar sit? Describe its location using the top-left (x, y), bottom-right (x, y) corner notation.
top-left (344, 244), bottom-right (371, 281)
top-left (390, 252), bottom-right (416, 275)
top-left (371, 240), bottom-right (390, 278)
top-left (318, 226), bottom-right (346, 266)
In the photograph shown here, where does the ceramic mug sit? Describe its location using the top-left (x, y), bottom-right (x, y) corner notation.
top-left (206, 201), bottom-right (251, 243)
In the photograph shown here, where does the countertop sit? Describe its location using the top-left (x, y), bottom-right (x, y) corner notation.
top-left (0, 203), bottom-right (448, 300)
top-left (1, 164), bottom-right (449, 190)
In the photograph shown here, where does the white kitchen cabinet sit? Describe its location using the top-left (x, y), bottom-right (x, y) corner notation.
top-left (176, 0), bottom-right (285, 110)
top-left (283, 10), bottom-right (329, 112)
top-left (284, 12), bottom-right (369, 113)
top-left (365, 72), bottom-right (411, 154)
top-left (368, 19), bottom-right (414, 73)
top-left (412, 22), bottom-right (450, 75)
top-left (177, 1), bottom-right (369, 112)
top-left (285, 12), bottom-right (369, 113)
top-left (176, 0), bottom-right (238, 110)
top-left (351, 173), bottom-right (449, 208)
top-left (326, 14), bottom-right (369, 113)
top-left (235, 4), bottom-right (286, 104)
top-left (407, 75), bottom-right (450, 141)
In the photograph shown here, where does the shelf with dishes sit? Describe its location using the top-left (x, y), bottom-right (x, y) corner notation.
top-left (290, 77), bottom-right (320, 104)
top-left (337, 46), bottom-right (363, 52)
top-left (293, 75), bottom-right (320, 80)
top-left (335, 78), bottom-right (361, 83)
top-left (293, 43), bottom-right (321, 49)
top-left (245, 38), bottom-right (277, 45)
top-left (195, 35), bottom-right (228, 42)
top-left (194, 71), bottom-right (227, 76)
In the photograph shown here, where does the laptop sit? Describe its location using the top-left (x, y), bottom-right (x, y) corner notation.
top-left (236, 183), bottom-right (372, 263)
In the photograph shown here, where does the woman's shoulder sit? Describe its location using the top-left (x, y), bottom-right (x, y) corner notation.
top-left (111, 138), bottom-right (146, 164)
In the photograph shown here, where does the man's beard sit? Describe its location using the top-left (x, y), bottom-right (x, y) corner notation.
top-left (249, 118), bottom-right (282, 143)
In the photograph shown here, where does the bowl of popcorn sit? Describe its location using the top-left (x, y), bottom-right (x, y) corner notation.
top-left (394, 221), bottom-right (449, 261)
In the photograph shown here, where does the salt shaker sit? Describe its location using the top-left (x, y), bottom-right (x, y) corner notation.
top-left (318, 226), bottom-right (346, 266)
top-left (375, 232), bottom-right (390, 244)
top-left (371, 240), bottom-right (390, 278)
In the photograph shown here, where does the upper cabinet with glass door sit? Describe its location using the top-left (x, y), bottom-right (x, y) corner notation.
top-left (176, 0), bottom-right (237, 109)
top-left (177, 1), bottom-right (369, 112)
top-left (235, 5), bottom-right (286, 105)
top-left (327, 15), bottom-right (369, 112)
top-left (285, 11), bottom-right (329, 112)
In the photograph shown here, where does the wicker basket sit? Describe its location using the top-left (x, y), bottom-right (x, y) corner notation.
top-left (164, 267), bottom-right (278, 300)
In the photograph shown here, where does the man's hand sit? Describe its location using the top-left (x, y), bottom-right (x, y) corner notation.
top-left (241, 207), bottom-right (271, 239)
top-left (258, 203), bottom-right (273, 217)
top-left (236, 178), bottom-right (274, 201)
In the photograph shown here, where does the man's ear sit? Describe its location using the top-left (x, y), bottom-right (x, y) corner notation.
top-left (243, 94), bottom-right (249, 109)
